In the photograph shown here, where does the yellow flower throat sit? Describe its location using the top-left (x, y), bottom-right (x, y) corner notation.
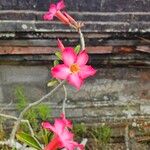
top-left (70, 64), bottom-right (80, 73)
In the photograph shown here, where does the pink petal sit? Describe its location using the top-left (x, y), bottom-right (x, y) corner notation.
top-left (76, 50), bottom-right (89, 66)
top-left (61, 113), bottom-right (72, 128)
top-left (43, 12), bottom-right (54, 20)
top-left (56, 0), bottom-right (65, 10)
top-left (42, 122), bottom-right (55, 133)
top-left (44, 136), bottom-right (60, 150)
top-left (51, 64), bottom-right (70, 80)
top-left (79, 65), bottom-right (96, 79)
top-left (61, 129), bottom-right (74, 141)
top-left (58, 39), bottom-right (65, 51)
top-left (67, 74), bottom-right (83, 90)
top-left (49, 4), bottom-right (57, 14)
top-left (62, 47), bottom-right (77, 67)
top-left (54, 119), bottom-right (66, 135)
top-left (64, 141), bottom-right (84, 150)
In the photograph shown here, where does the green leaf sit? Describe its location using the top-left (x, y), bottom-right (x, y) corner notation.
top-left (37, 104), bottom-right (51, 121)
top-left (74, 45), bottom-right (81, 54)
top-left (55, 51), bottom-right (62, 60)
top-left (47, 79), bottom-right (58, 87)
top-left (16, 132), bottom-right (42, 150)
top-left (15, 86), bottom-right (28, 112)
top-left (53, 60), bottom-right (59, 66)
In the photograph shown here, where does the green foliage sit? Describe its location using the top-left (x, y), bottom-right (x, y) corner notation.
top-left (92, 125), bottom-right (112, 145)
top-left (74, 45), bottom-right (81, 54)
top-left (15, 86), bottom-right (51, 132)
top-left (73, 123), bottom-right (87, 138)
top-left (15, 86), bottom-right (28, 112)
top-left (14, 86), bottom-right (53, 149)
top-left (37, 129), bottom-right (53, 145)
top-left (53, 60), bottom-right (59, 66)
top-left (16, 132), bottom-right (42, 150)
top-left (55, 51), bottom-right (62, 60)
top-left (0, 119), bottom-right (5, 140)
top-left (47, 79), bottom-right (58, 87)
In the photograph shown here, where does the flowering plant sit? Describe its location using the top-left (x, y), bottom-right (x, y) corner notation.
top-left (0, 0), bottom-right (96, 150)
top-left (42, 1), bottom-right (96, 149)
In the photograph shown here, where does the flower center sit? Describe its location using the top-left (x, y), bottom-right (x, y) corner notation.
top-left (70, 64), bottom-right (80, 73)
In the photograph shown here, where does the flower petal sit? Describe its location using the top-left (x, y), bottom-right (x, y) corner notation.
top-left (54, 119), bottom-right (66, 135)
top-left (49, 4), bottom-right (57, 14)
top-left (76, 50), bottom-right (89, 66)
top-left (58, 39), bottom-right (65, 51)
top-left (64, 141), bottom-right (84, 150)
top-left (56, 0), bottom-right (65, 10)
top-left (51, 64), bottom-right (70, 80)
top-left (79, 65), bottom-right (96, 79)
top-left (62, 47), bottom-right (77, 66)
top-left (61, 113), bottom-right (72, 128)
top-left (61, 129), bottom-right (74, 141)
top-left (43, 12), bottom-right (54, 20)
top-left (67, 74), bottom-right (83, 90)
top-left (44, 136), bottom-right (60, 150)
top-left (42, 122), bottom-right (55, 133)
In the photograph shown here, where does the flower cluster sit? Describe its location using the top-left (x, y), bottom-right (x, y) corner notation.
top-left (42, 114), bottom-right (84, 150)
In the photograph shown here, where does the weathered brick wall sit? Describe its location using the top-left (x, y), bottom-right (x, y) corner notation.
top-left (0, 0), bottom-right (149, 120)
top-left (0, 0), bottom-right (150, 33)
top-left (0, 0), bottom-right (150, 148)
top-left (0, 58), bottom-right (149, 122)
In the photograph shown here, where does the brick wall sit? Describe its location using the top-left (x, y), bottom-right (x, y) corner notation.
top-left (0, 0), bottom-right (150, 148)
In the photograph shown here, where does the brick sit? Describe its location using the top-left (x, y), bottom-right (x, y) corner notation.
top-left (140, 105), bottom-right (150, 114)
top-left (0, 87), bottom-right (4, 102)
top-left (0, 65), bottom-right (49, 84)
top-left (2, 83), bottom-right (47, 103)
top-left (35, 0), bottom-right (150, 12)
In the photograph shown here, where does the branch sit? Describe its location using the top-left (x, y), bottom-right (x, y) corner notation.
top-left (125, 125), bottom-right (130, 150)
top-left (10, 80), bottom-right (65, 144)
top-left (78, 29), bottom-right (85, 50)
top-left (0, 140), bottom-right (24, 149)
top-left (0, 100), bottom-right (13, 113)
top-left (62, 84), bottom-right (67, 116)
top-left (0, 113), bottom-right (34, 137)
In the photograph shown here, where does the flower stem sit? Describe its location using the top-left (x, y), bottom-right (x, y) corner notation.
top-left (78, 28), bottom-right (85, 50)
top-left (62, 84), bottom-right (67, 115)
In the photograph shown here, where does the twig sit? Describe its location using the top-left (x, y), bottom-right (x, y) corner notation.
top-left (0, 140), bottom-right (9, 145)
top-left (78, 29), bottom-right (85, 50)
top-left (0, 113), bottom-right (34, 137)
top-left (10, 80), bottom-right (65, 145)
top-left (0, 100), bottom-right (13, 113)
top-left (125, 125), bottom-right (130, 150)
top-left (62, 84), bottom-right (67, 115)
top-left (79, 138), bottom-right (88, 147)
top-left (0, 140), bottom-right (23, 149)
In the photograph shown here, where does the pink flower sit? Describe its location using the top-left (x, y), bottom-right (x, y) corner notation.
top-left (43, 0), bottom-right (78, 28)
top-left (43, 0), bottom-right (70, 25)
top-left (51, 47), bottom-right (96, 89)
top-left (42, 114), bottom-right (84, 150)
